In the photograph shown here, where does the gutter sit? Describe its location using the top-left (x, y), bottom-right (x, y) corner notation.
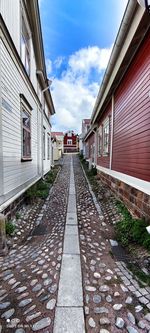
top-left (91, 0), bottom-right (138, 124)
top-left (27, 1), bottom-right (55, 116)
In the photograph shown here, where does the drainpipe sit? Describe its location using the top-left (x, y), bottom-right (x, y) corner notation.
top-left (37, 70), bottom-right (52, 178)
top-left (110, 95), bottom-right (114, 170)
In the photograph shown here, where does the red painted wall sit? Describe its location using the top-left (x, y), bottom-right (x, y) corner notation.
top-left (97, 103), bottom-right (111, 168)
top-left (64, 132), bottom-right (78, 152)
top-left (85, 132), bottom-right (94, 160)
top-left (112, 33), bottom-right (150, 182)
top-left (64, 133), bottom-right (77, 145)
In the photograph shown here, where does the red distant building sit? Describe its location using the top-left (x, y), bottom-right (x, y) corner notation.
top-left (64, 131), bottom-right (79, 153)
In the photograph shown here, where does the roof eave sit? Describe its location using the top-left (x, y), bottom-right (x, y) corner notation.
top-left (91, 0), bottom-right (149, 125)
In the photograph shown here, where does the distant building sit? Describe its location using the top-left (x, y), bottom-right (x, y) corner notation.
top-left (64, 131), bottom-right (79, 153)
top-left (51, 132), bottom-right (64, 162)
top-left (80, 119), bottom-right (90, 157)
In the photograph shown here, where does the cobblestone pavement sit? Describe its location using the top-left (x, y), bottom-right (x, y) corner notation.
top-left (1, 154), bottom-right (150, 333)
top-left (74, 155), bottom-right (150, 333)
top-left (0, 156), bottom-right (70, 333)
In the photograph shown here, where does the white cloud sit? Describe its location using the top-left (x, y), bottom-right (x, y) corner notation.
top-left (68, 46), bottom-right (112, 75)
top-left (54, 56), bottom-right (64, 69)
top-left (51, 45), bottom-right (112, 133)
top-left (46, 59), bottom-right (52, 75)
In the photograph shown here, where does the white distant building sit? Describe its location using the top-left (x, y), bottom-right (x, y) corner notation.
top-left (0, 0), bottom-right (55, 214)
top-left (51, 132), bottom-right (64, 162)
top-left (81, 119), bottom-right (91, 157)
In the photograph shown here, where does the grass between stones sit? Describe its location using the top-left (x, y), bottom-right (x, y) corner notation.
top-left (115, 200), bottom-right (150, 252)
top-left (127, 262), bottom-right (150, 287)
top-left (26, 165), bottom-right (60, 202)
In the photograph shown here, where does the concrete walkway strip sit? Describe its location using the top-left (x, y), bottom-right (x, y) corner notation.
top-left (57, 254), bottom-right (83, 306)
top-left (54, 308), bottom-right (85, 333)
top-left (63, 234), bottom-right (80, 254)
top-left (54, 156), bottom-right (85, 333)
top-left (66, 212), bottom-right (77, 225)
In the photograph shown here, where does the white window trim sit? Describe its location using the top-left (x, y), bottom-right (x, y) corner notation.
top-left (96, 165), bottom-right (150, 196)
top-left (98, 126), bottom-right (102, 157)
top-left (103, 117), bottom-right (109, 156)
top-left (67, 139), bottom-right (72, 145)
top-left (20, 3), bottom-right (31, 76)
top-left (21, 96), bottom-right (32, 161)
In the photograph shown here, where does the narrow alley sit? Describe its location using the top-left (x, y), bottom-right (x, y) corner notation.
top-left (0, 155), bottom-right (150, 333)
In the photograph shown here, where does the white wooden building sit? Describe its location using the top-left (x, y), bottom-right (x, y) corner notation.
top-left (51, 132), bottom-right (64, 162)
top-left (0, 0), bottom-right (55, 213)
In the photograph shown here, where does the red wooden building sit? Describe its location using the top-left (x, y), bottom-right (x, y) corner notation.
top-left (84, 1), bottom-right (150, 220)
top-left (64, 131), bottom-right (79, 153)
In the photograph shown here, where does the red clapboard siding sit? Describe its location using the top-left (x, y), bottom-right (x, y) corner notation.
top-left (112, 33), bottom-right (150, 182)
top-left (97, 103), bottom-right (111, 168)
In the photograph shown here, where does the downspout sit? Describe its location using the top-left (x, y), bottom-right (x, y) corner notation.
top-left (110, 95), bottom-right (114, 170)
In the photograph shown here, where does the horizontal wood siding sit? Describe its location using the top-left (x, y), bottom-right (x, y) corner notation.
top-left (0, 0), bottom-right (38, 92)
top-left (112, 33), bottom-right (150, 182)
top-left (0, 0), bottom-right (20, 53)
top-left (1, 40), bottom-right (39, 195)
top-left (97, 103), bottom-right (111, 168)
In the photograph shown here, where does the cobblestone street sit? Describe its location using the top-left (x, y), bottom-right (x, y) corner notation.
top-left (0, 154), bottom-right (150, 333)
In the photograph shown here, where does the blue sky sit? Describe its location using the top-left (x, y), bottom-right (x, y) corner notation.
top-left (39, 0), bottom-right (128, 133)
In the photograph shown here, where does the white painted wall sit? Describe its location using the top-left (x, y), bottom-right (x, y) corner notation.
top-left (0, 0), bottom-right (38, 92)
top-left (43, 117), bottom-right (51, 175)
top-left (0, 1), bottom-right (53, 210)
top-left (1, 40), bottom-right (39, 202)
top-left (0, 0), bottom-right (20, 54)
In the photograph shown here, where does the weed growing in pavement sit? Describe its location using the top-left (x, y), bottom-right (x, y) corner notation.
top-left (15, 212), bottom-right (21, 220)
top-left (6, 221), bottom-right (16, 236)
top-left (26, 166), bottom-right (60, 202)
top-left (127, 262), bottom-right (150, 286)
top-left (115, 200), bottom-right (150, 252)
top-left (109, 250), bottom-right (114, 258)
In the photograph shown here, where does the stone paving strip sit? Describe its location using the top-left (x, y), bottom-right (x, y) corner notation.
top-left (0, 156), bottom-right (70, 332)
top-left (74, 155), bottom-right (150, 333)
top-left (54, 157), bottom-right (85, 333)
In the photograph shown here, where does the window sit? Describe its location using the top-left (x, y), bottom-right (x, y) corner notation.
top-left (43, 127), bottom-right (46, 160)
top-left (67, 139), bottom-right (72, 145)
top-left (103, 118), bottom-right (109, 155)
top-left (98, 126), bottom-right (102, 156)
top-left (21, 97), bottom-right (32, 160)
top-left (92, 143), bottom-right (95, 162)
top-left (47, 134), bottom-right (50, 160)
top-left (21, 14), bottom-right (30, 75)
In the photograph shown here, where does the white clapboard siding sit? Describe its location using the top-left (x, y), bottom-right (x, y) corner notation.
top-left (1, 40), bottom-right (41, 195)
top-left (0, 0), bottom-right (20, 54)
top-left (0, 0), bottom-right (37, 92)
top-left (43, 117), bottom-right (51, 175)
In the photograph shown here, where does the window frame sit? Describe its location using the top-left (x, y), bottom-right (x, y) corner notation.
top-left (103, 117), bottom-right (110, 156)
top-left (20, 95), bottom-right (32, 162)
top-left (67, 139), bottom-right (72, 145)
top-left (47, 133), bottom-right (50, 160)
top-left (43, 127), bottom-right (46, 160)
top-left (20, 5), bottom-right (31, 76)
top-left (98, 126), bottom-right (103, 157)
